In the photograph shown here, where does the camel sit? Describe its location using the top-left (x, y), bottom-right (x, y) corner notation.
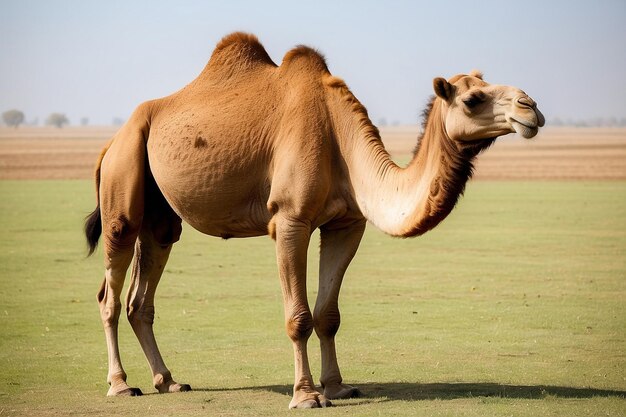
top-left (84, 32), bottom-right (544, 409)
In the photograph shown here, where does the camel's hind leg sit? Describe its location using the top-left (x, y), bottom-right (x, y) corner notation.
top-left (97, 111), bottom-right (148, 396)
top-left (314, 220), bottom-right (366, 400)
top-left (98, 196), bottom-right (143, 396)
top-left (98, 239), bottom-right (141, 396)
top-left (126, 190), bottom-right (190, 394)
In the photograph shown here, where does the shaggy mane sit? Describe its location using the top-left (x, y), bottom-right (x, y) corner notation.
top-left (413, 95), bottom-right (437, 157)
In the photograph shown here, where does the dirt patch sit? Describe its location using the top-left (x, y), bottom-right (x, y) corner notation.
top-left (0, 127), bottom-right (115, 180)
top-left (1, 126), bottom-right (625, 180)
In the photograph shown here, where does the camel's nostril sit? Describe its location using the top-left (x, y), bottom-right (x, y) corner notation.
top-left (517, 96), bottom-right (535, 108)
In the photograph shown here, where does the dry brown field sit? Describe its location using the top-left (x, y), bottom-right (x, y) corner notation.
top-left (0, 126), bottom-right (625, 180)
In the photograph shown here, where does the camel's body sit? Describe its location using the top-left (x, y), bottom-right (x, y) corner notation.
top-left (85, 33), bottom-right (544, 408)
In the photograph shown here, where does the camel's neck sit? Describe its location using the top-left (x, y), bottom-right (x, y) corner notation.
top-left (336, 95), bottom-right (492, 237)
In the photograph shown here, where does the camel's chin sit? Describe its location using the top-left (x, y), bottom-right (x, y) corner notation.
top-left (511, 121), bottom-right (539, 139)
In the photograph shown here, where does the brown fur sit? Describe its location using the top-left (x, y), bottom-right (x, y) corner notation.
top-left (85, 32), bottom-right (543, 408)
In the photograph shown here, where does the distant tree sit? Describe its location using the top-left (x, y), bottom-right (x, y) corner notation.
top-left (80, 117), bottom-right (89, 126)
top-left (591, 117), bottom-right (604, 127)
top-left (574, 119), bottom-right (588, 127)
top-left (46, 113), bottom-right (69, 128)
top-left (2, 109), bottom-right (25, 128)
top-left (112, 117), bottom-right (125, 126)
top-left (378, 117), bottom-right (388, 127)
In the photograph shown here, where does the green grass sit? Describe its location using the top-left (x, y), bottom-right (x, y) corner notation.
top-left (0, 180), bottom-right (625, 416)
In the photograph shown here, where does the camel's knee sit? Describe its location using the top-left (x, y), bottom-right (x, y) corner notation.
top-left (101, 302), bottom-right (122, 328)
top-left (286, 308), bottom-right (314, 342)
top-left (314, 308), bottom-right (341, 339)
top-left (104, 216), bottom-right (141, 250)
top-left (99, 297), bottom-right (122, 328)
top-left (96, 279), bottom-right (123, 327)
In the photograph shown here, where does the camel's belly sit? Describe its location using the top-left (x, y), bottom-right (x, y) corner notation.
top-left (147, 135), bottom-right (272, 238)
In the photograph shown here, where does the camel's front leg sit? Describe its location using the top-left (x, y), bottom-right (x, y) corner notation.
top-left (274, 216), bottom-right (331, 409)
top-left (314, 220), bottom-right (366, 400)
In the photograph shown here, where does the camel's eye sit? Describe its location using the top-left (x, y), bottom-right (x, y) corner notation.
top-left (463, 92), bottom-right (486, 109)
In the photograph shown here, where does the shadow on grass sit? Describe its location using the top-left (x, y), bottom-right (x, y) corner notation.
top-left (195, 382), bottom-right (626, 402)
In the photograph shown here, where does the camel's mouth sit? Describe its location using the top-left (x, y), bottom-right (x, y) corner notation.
top-left (510, 118), bottom-right (539, 139)
top-left (508, 103), bottom-right (544, 139)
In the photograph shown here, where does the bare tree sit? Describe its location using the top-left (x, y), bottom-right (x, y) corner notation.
top-left (46, 113), bottom-right (69, 128)
top-left (2, 109), bottom-right (25, 128)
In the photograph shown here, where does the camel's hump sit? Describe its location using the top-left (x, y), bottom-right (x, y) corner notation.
top-left (207, 32), bottom-right (276, 69)
top-left (200, 33), bottom-right (330, 83)
top-left (281, 45), bottom-right (329, 74)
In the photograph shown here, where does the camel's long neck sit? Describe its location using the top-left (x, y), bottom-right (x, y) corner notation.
top-left (338, 97), bottom-right (490, 237)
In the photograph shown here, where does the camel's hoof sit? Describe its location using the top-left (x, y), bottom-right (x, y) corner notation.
top-left (324, 383), bottom-right (362, 400)
top-left (289, 392), bottom-right (332, 409)
top-left (157, 382), bottom-right (192, 394)
top-left (171, 383), bottom-right (192, 393)
top-left (107, 386), bottom-right (143, 397)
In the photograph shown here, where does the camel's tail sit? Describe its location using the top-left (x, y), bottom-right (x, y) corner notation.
top-left (84, 205), bottom-right (102, 256)
top-left (84, 141), bottom-right (110, 256)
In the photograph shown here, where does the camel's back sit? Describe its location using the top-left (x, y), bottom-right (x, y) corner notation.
top-left (148, 32), bottom-right (331, 151)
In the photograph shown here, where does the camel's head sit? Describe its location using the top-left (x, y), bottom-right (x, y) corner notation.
top-left (433, 71), bottom-right (545, 142)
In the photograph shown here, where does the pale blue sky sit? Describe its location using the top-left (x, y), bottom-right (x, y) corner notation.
top-left (1, 0), bottom-right (625, 125)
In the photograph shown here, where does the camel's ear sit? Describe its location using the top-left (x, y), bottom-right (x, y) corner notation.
top-left (433, 77), bottom-right (454, 102)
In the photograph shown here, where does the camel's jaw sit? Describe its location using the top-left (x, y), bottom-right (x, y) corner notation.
top-left (510, 118), bottom-right (540, 139)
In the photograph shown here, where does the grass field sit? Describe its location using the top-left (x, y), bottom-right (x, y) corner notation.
top-left (0, 179), bottom-right (624, 416)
